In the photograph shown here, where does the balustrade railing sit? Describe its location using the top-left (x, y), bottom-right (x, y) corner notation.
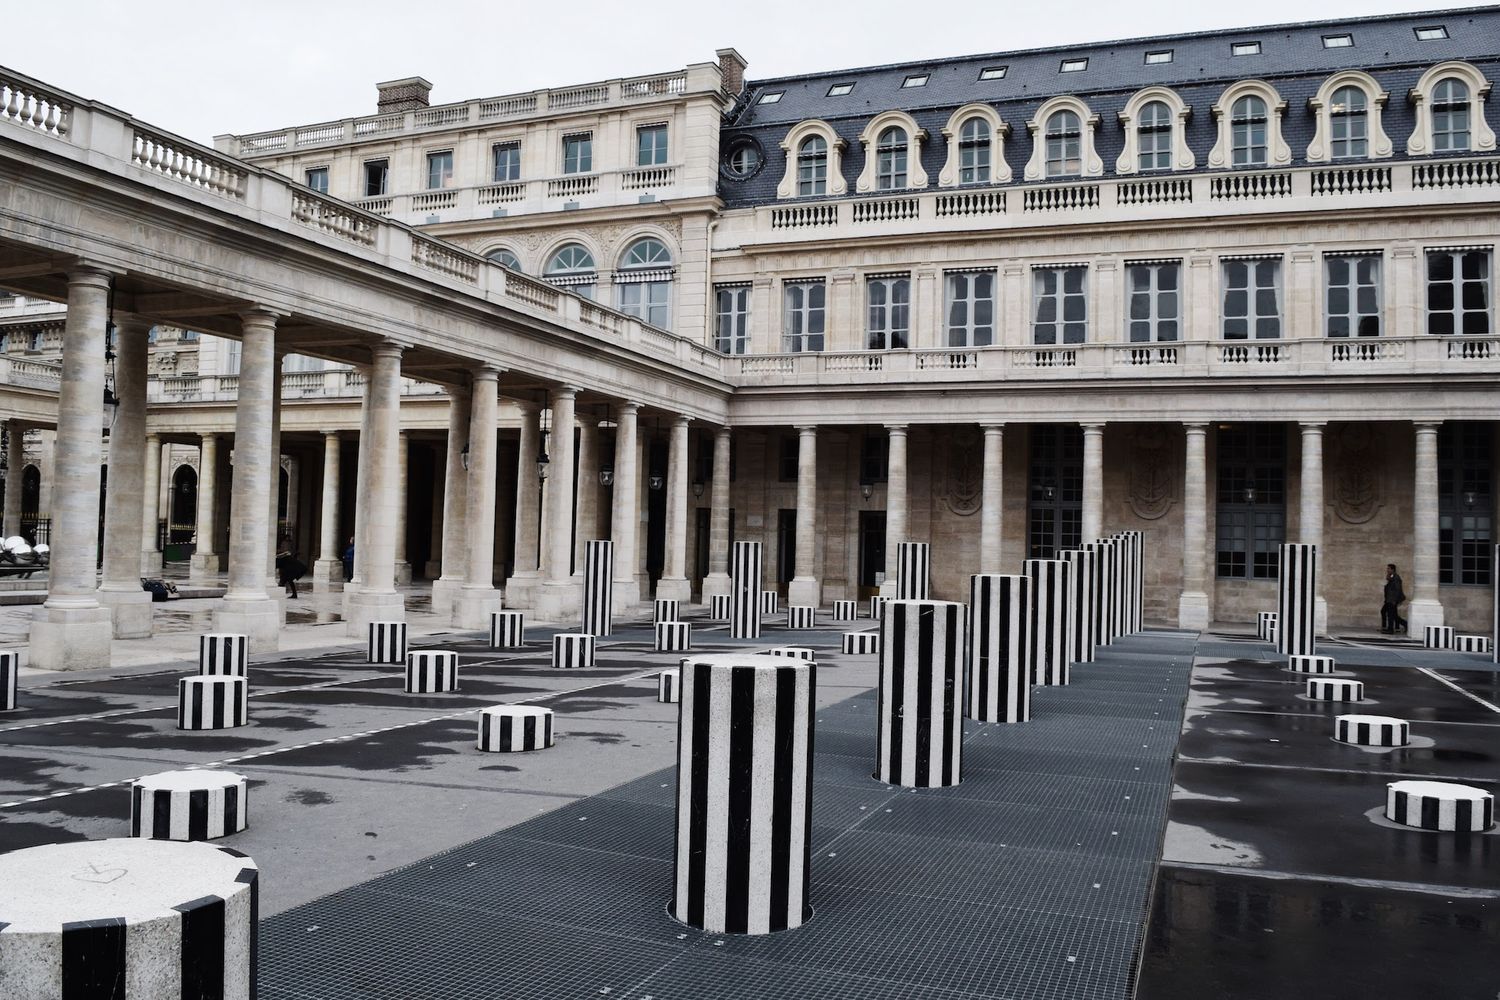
top-left (1210, 171), bottom-right (1293, 201)
top-left (1, 73), bottom-right (70, 138)
top-left (852, 196), bottom-right (920, 223)
top-left (131, 127), bottom-right (247, 200)
top-left (291, 190), bottom-right (378, 246)
top-left (1023, 183), bottom-right (1100, 212)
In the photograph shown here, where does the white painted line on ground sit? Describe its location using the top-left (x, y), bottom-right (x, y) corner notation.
top-left (1417, 666), bottom-right (1500, 715)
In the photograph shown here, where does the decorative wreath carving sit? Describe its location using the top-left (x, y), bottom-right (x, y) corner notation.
top-left (942, 426), bottom-right (982, 516)
top-left (1331, 424), bottom-right (1383, 524)
top-left (1128, 425), bottom-right (1177, 520)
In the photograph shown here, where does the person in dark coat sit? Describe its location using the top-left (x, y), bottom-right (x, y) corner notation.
top-left (1381, 563), bottom-right (1407, 634)
top-left (276, 535), bottom-right (308, 599)
top-left (342, 536), bottom-right (355, 582)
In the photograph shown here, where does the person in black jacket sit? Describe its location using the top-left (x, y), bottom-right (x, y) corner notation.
top-left (1381, 563), bottom-right (1407, 634)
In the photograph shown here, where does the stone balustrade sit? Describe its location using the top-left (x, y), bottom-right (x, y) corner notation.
top-left (351, 164), bottom-right (686, 224)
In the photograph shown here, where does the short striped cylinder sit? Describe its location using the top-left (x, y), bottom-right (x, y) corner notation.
top-left (655, 621), bottom-right (692, 652)
top-left (198, 633), bottom-right (249, 677)
top-left (1386, 780), bottom-right (1495, 833)
top-left (1424, 625), bottom-right (1455, 650)
top-left (477, 706), bottom-right (554, 752)
top-left (0, 839), bottom-right (258, 1000)
top-left (764, 646), bottom-right (816, 661)
top-left (1286, 654), bottom-right (1337, 674)
top-left (672, 654), bottom-right (815, 935)
top-left (968, 574), bottom-right (1031, 725)
top-left (709, 594), bottom-right (731, 620)
top-left (0, 649), bottom-right (15, 711)
top-left (841, 632), bottom-right (880, 655)
top-left (404, 651), bottom-right (459, 693)
top-left (786, 606), bottom-right (816, 630)
top-left (831, 599), bottom-right (857, 621)
top-left (896, 541), bottom-right (931, 600)
top-left (177, 675), bottom-right (248, 730)
top-left (658, 669), bottom-right (681, 703)
top-left (730, 541), bottom-right (762, 640)
top-left (1307, 677), bottom-right (1364, 701)
top-left (654, 598), bottom-right (680, 624)
top-left (1023, 559), bottom-right (1072, 686)
top-left (367, 621), bottom-right (408, 664)
top-left (131, 769), bottom-right (249, 841)
top-left (1275, 543), bottom-right (1317, 656)
top-left (1256, 612), bottom-right (1277, 641)
top-left (869, 596), bottom-right (886, 620)
top-left (1062, 549), bottom-right (1097, 665)
top-left (760, 590), bottom-right (780, 616)
top-left (1456, 634), bottom-right (1491, 653)
top-left (877, 600), bottom-right (964, 787)
top-left (489, 611), bottom-right (525, 648)
top-left (1335, 713), bottom-right (1409, 747)
top-left (582, 540), bottom-right (614, 638)
top-left (551, 633), bottom-right (596, 669)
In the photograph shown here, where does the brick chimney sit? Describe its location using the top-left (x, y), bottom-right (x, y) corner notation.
top-left (375, 77), bottom-right (433, 114)
top-left (716, 49), bottom-right (748, 95)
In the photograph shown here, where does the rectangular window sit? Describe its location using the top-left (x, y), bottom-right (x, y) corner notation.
top-left (1438, 422), bottom-right (1492, 585)
top-left (978, 66), bottom-right (1008, 80)
top-left (714, 285), bottom-right (750, 355)
top-left (1325, 254), bottom-right (1382, 337)
top-left (1216, 425), bottom-right (1286, 579)
top-left (827, 82), bottom-right (854, 97)
top-left (1126, 262), bottom-right (1180, 342)
top-left (363, 159), bottom-right (389, 197)
top-left (1145, 50), bottom-right (1173, 64)
top-left (1322, 34), bottom-right (1353, 48)
top-left (1222, 259), bottom-right (1282, 340)
top-left (1028, 425), bottom-right (1083, 559)
top-left (618, 280), bottom-right (670, 328)
top-left (902, 74), bottom-right (929, 88)
top-left (860, 434), bottom-right (889, 485)
top-left (562, 133), bottom-right (592, 174)
top-left (778, 436), bottom-right (799, 482)
top-left (866, 275), bottom-right (910, 350)
top-left (758, 91), bottom-right (784, 104)
top-left (1426, 249), bottom-right (1492, 336)
top-left (1060, 58), bottom-right (1088, 73)
top-left (945, 271), bottom-right (995, 347)
top-left (1033, 266), bottom-right (1088, 345)
top-left (491, 141), bottom-right (521, 182)
top-left (425, 150), bottom-right (453, 190)
top-left (305, 167), bottom-right (329, 193)
top-left (1231, 41), bottom-right (1261, 56)
top-left (1415, 26), bottom-right (1448, 41)
top-left (783, 281), bottom-right (826, 352)
top-left (636, 124), bottom-right (668, 166)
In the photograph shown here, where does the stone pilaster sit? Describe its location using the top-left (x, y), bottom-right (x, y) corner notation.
top-left (609, 402), bottom-right (642, 609)
top-left (657, 414), bottom-right (692, 602)
top-left (311, 431), bottom-right (343, 591)
top-left (701, 424), bottom-right (732, 600)
top-left (1300, 422), bottom-right (1328, 633)
top-left (504, 403), bottom-right (542, 609)
top-left (979, 424), bottom-right (1004, 574)
top-left (1178, 423), bottom-right (1211, 629)
top-left (429, 384), bottom-right (471, 616)
top-left (189, 434), bottom-right (220, 581)
top-left (139, 433), bottom-right (163, 575)
top-left (880, 424), bottom-right (907, 598)
top-left (97, 318), bottom-right (152, 638)
top-left (788, 425), bottom-right (820, 607)
top-left (1082, 423), bottom-right (1105, 543)
top-left (455, 367), bottom-right (503, 628)
top-left (345, 343), bottom-right (406, 635)
top-left (537, 386), bottom-right (581, 620)
top-left (393, 431), bottom-right (411, 585)
top-left (342, 369), bottom-right (373, 615)
top-left (1409, 421), bottom-right (1445, 631)
top-left (574, 417), bottom-right (600, 575)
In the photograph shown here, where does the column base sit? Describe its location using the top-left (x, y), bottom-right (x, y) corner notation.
top-left (29, 604), bottom-right (114, 671)
top-left (503, 572), bottom-right (539, 610)
top-left (788, 577), bottom-right (821, 608)
top-left (189, 552), bottom-right (222, 583)
top-left (1177, 591), bottom-right (1211, 631)
top-left (656, 576), bottom-right (691, 603)
top-left (700, 572), bottom-right (731, 602)
top-left (455, 587), bottom-right (503, 630)
top-left (97, 588), bottom-right (154, 639)
top-left (394, 562), bottom-right (412, 586)
top-left (612, 577), bottom-right (641, 612)
top-left (429, 577), bottom-right (465, 619)
top-left (1407, 598), bottom-right (1444, 633)
top-left (345, 590), bottom-right (406, 637)
top-left (534, 580), bottom-right (582, 622)
top-left (213, 596), bottom-right (282, 648)
top-left (140, 551), bottom-right (164, 576)
top-left (311, 558), bottom-right (344, 593)
top-left (423, 560), bottom-right (442, 578)
top-left (341, 582), bottom-right (361, 619)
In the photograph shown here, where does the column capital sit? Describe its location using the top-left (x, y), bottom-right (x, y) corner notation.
top-left (1299, 421), bottom-right (1327, 432)
top-left (66, 263), bottom-right (117, 287)
top-left (885, 423), bottom-right (909, 433)
top-left (618, 400), bottom-right (643, 413)
top-left (1413, 420), bottom-right (1442, 433)
top-left (1080, 422), bottom-right (1106, 433)
top-left (322, 430), bottom-right (340, 442)
top-left (671, 413), bottom-right (691, 428)
top-left (796, 424), bottom-right (819, 435)
top-left (144, 432), bottom-right (161, 444)
top-left (470, 364), bottom-right (502, 383)
top-left (1182, 421), bottom-right (1210, 433)
top-left (113, 314), bottom-right (154, 336)
top-left (714, 423), bottom-right (732, 438)
top-left (369, 340), bottom-right (406, 361)
top-left (239, 307), bottom-right (283, 327)
top-left (980, 423), bottom-right (1005, 432)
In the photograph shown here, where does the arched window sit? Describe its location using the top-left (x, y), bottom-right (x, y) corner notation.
top-left (875, 126), bottom-right (908, 189)
top-left (958, 118), bottom-right (991, 184)
top-left (1137, 101), bottom-right (1173, 170)
top-left (616, 238), bottom-right (673, 329)
top-left (1433, 78), bottom-right (1472, 152)
top-left (797, 136), bottom-right (828, 196)
top-left (486, 249), bottom-right (521, 272)
top-left (544, 243), bottom-right (597, 300)
top-left (170, 465), bottom-right (197, 543)
top-left (1329, 86), bottom-right (1368, 158)
top-left (1230, 95), bottom-right (1268, 166)
top-left (1045, 111), bottom-right (1082, 177)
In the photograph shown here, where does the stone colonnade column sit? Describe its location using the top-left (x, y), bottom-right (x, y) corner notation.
top-left (610, 402), bottom-right (642, 609)
top-left (657, 414), bottom-right (692, 602)
top-left (189, 434), bottom-right (219, 582)
top-left (2, 419), bottom-right (23, 535)
top-left (788, 425), bottom-right (820, 607)
top-left (979, 424), bottom-right (1004, 574)
top-left (139, 432), bottom-right (162, 575)
top-left (701, 424), bottom-right (732, 600)
top-left (574, 418), bottom-right (598, 575)
top-left (1081, 422), bottom-right (1105, 543)
top-left (429, 384), bottom-right (471, 615)
top-left (343, 368), bottom-right (374, 611)
top-left (456, 367), bottom-right (503, 628)
top-left (1178, 423), bottom-right (1211, 629)
top-left (311, 431), bottom-right (343, 590)
top-left (345, 343), bottom-right (406, 634)
top-left (97, 317), bottom-right (152, 638)
top-left (881, 424), bottom-right (907, 597)
top-left (1409, 421), bottom-right (1445, 630)
top-left (504, 403), bottom-right (542, 608)
top-left (537, 387), bottom-right (580, 619)
top-left (1300, 422), bottom-right (1328, 633)
top-left (394, 431), bottom-right (410, 585)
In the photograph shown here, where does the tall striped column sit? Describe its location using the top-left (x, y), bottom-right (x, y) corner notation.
top-left (672, 654), bottom-right (814, 935)
top-left (730, 541), bottom-right (762, 640)
top-left (1062, 548), bottom-right (1097, 664)
top-left (1084, 539), bottom-right (1111, 648)
top-left (581, 540), bottom-right (614, 638)
top-left (1117, 530), bottom-right (1144, 634)
top-left (1493, 545), bottom-right (1498, 665)
top-left (1276, 542), bottom-right (1317, 656)
top-left (968, 575), bottom-right (1030, 724)
top-left (1024, 559), bottom-right (1071, 686)
top-left (877, 600), bottom-right (964, 787)
top-left (895, 542), bottom-right (930, 600)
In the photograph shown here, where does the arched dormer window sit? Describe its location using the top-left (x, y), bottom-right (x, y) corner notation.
top-left (485, 248), bottom-right (522, 272)
top-left (1023, 96), bottom-right (1102, 181)
top-left (776, 120), bottom-right (847, 199)
top-left (615, 236), bottom-right (674, 329)
top-left (1407, 62), bottom-right (1496, 156)
top-left (1208, 81), bottom-right (1291, 169)
top-left (1307, 71), bottom-right (1393, 162)
top-left (855, 111), bottom-right (927, 192)
top-left (938, 104), bottom-right (1012, 186)
top-left (1116, 87), bottom-right (1195, 174)
top-left (544, 242), bottom-right (597, 300)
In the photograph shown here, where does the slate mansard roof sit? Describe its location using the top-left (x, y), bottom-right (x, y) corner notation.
top-left (718, 6), bottom-right (1500, 207)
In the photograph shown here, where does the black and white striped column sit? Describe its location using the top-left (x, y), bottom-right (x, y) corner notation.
top-left (1286, 654), bottom-right (1337, 674)
top-left (0, 649), bottom-right (15, 711)
top-left (198, 634), bottom-right (249, 677)
top-left (1456, 634), bottom-right (1492, 653)
top-left (405, 651), bottom-right (459, 693)
top-left (1494, 544), bottom-right (1499, 665)
top-left (658, 669), bottom-right (681, 703)
top-left (832, 600), bottom-right (857, 621)
top-left (655, 621), bottom-right (692, 652)
top-left (654, 598), bottom-right (680, 624)
top-left (877, 599), bottom-right (964, 787)
top-left (786, 606), bottom-right (816, 630)
top-left (1386, 780), bottom-right (1494, 832)
top-left (709, 594), bottom-right (731, 621)
top-left (131, 769), bottom-right (249, 841)
top-left (1276, 543), bottom-right (1317, 656)
top-left (1101, 537), bottom-right (1125, 644)
top-left (869, 596), bottom-right (886, 620)
top-left (1023, 559), bottom-right (1072, 686)
top-left (1307, 678), bottom-right (1363, 701)
top-left (490, 611), bottom-right (525, 648)
top-left (841, 632), bottom-right (880, 655)
top-left (177, 676), bottom-right (249, 730)
top-left (730, 541), bottom-right (762, 640)
top-left (672, 654), bottom-right (815, 935)
top-left (0, 839), bottom-right (258, 999)
top-left (1117, 530), bottom-right (1144, 634)
top-left (582, 540), bottom-right (614, 638)
top-left (1266, 620), bottom-right (1279, 647)
top-left (1423, 625), bottom-right (1455, 650)
top-left (968, 574), bottom-right (1030, 724)
top-left (368, 621), bottom-right (408, 664)
top-left (1083, 540), bottom-right (1111, 648)
top-left (1257, 612), bottom-right (1277, 641)
top-left (477, 706), bottom-right (554, 752)
top-left (761, 590), bottom-right (780, 616)
top-left (1335, 713), bottom-right (1409, 747)
top-left (1062, 549), bottom-right (1097, 665)
top-left (896, 542), bottom-right (930, 600)
top-left (552, 633), bottom-right (596, 669)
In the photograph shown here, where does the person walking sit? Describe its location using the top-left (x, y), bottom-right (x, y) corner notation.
top-left (276, 535), bottom-right (308, 600)
top-left (1381, 563), bottom-right (1407, 634)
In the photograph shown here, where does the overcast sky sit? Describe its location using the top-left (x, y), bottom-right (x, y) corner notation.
top-left (2, 0), bottom-right (1480, 143)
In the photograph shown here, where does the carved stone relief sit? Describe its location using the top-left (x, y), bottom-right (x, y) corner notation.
top-left (1127, 425), bottom-right (1178, 520)
top-left (1331, 424), bottom-right (1383, 524)
top-left (941, 426), bottom-right (982, 516)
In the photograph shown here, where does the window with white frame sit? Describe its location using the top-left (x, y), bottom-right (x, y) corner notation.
top-left (866, 275), bottom-right (910, 350)
top-left (544, 243), bottom-right (597, 300)
top-left (1426, 248), bottom-right (1492, 336)
top-left (1432, 78), bottom-right (1472, 152)
top-left (616, 238), bottom-right (673, 328)
top-left (1329, 87), bottom-right (1368, 158)
top-left (492, 141), bottom-right (521, 182)
top-left (1137, 101), bottom-right (1173, 170)
top-left (959, 118), bottom-right (991, 184)
top-left (797, 136), bottom-right (828, 196)
top-left (636, 124), bottom-right (668, 166)
top-left (486, 249), bottom-right (522, 272)
top-left (562, 133), bottom-right (592, 174)
top-left (875, 127), bottom-right (908, 189)
top-left (758, 91), bottom-right (783, 104)
top-left (1325, 254), bottom-right (1381, 337)
top-left (1033, 266), bottom-right (1088, 344)
top-left (827, 82), bottom-right (854, 97)
top-left (1126, 262), bottom-right (1180, 342)
top-left (1231, 41), bottom-right (1261, 56)
top-left (945, 271), bottom-right (995, 347)
top-left (1230, 96), bottom-right (1268, 166)
top-left (1222, 259), bottom-right (1282, 339)
top-left (305, 167), bottom-right (329, 193)
top-left (714, 285), bottom-right (750, 354)
top-left (902, 74), bottom-right (929, 89)
top-left (979, 66), bottom-right (1007, 80)
top-left (1145, 50), bottom-right (1173, 65)
top-left (1415, 25), bottom-right (1449, 41)
top-left (363, 159), bottom-right (389, 197)
top-left (426, 150), bottom-right (453, 189)
top-left (783, 281), bottom-right (826, 352)
top-left (1045, 111), bottom-right (1082, 177)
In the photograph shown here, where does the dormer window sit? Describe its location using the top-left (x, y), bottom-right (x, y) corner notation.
top-left (1433, 78), bottom-right (1472, 152)
top-left (1045, 111), bottom-right (1083, 176)
top-left (979, 66), bottom-right (1007, 80)
top-left (1060, 58), bottom-right (1088, 73)
top-left (798, 135), bottom-right (828, 195)
top-left (1322, 34), bottom-right (1353, 48)
top-left (1145, 50), bottom-right (1173, 65)
top-left (902, 74), bottom-right (929, 89)
top-left (1231, 41), bottom-right (1261, 57)
top-left (1137, 101), bottom-right (1173, 170)
top-left (827, 82), bottom-right (854, 97)
top-left (1415, 26), bottom-right (1449, 41)
top-left (1231, 96), bottom-right (1269, 166)
top-left (959, 118), bottom-right (991, 183)
top-left (1329, 86), bottom-right (1368, 158)
top-left (758, 91), bottom-right (784, 105)
top-left (876, 128), bottom-right (909, 189)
